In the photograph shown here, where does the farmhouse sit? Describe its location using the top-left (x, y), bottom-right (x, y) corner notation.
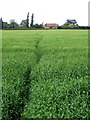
top-left (43, 23), bottom-right (59, 29)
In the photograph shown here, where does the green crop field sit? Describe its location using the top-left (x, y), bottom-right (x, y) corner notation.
top-left (2, 30), bottom-right (88, 119)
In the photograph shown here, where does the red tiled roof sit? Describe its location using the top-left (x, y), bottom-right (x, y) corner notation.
top-left (45, 23), bottom-right (59, 27)
top-left (43, 23), bottom-right (59, 28)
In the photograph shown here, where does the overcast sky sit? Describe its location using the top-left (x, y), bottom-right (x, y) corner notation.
top-left (0, 0), bottom-right (89, 26)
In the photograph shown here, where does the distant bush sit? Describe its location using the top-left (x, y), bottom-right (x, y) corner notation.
top-left (57, 25), bottom-right (90, 29)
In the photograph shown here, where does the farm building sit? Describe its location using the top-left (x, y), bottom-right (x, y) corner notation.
top-left (43, 23), bottom-right (59, 29)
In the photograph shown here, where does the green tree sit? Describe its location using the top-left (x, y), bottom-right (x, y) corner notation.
top-left (10, 19), bottom-right (15, 28)
top-left (3, 22), bottom-right (9, 29)
top-left (34, 24), bottom-right (43, 28)
top-left (9, 19), bottom-right (19, 29)
top-left (27, 12), bottom-right (29, 28)
top-left (30, 13), bottom-right (34, 27)
top-left (0, 18), bottom-right (3, 29)
top-left (66, 19), bottom-right (77, 25)
top-left (59, 19), bottom-right (79, 29)
top-left (20, 20), bottom-right (27, 27)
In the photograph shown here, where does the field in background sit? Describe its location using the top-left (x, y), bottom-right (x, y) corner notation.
top-left (2, 30), bottom-right (88, 119)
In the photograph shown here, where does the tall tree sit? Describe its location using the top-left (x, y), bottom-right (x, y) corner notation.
top-left (0, 18), bottom-right (3, 29)
top-left (30, 13), bottom-right (34, 27)
top-left (27, 12), bottom-right (29, 28)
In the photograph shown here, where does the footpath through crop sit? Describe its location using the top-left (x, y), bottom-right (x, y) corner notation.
top-left (2, 30), bottom-right (89, 119)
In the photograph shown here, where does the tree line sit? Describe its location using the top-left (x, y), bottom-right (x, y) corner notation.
top-left (0, 13), bottom-right (90, 30)
top-left (0, 13), bottom-right (43, 30)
